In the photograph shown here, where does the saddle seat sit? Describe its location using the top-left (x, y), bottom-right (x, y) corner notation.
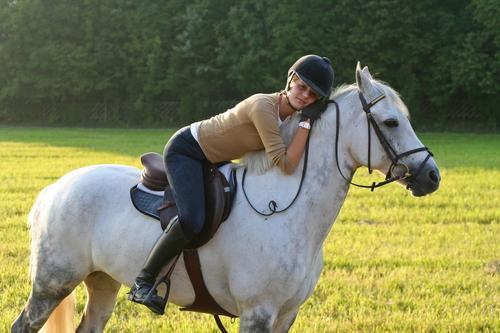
top-left (140, 152), bottom-right (169, 191)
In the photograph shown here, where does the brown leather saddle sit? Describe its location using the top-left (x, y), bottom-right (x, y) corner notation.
top-left (138, 152), bottom-right (237, 319)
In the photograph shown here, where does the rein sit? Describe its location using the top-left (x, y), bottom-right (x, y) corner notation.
top-left (241, 128), bottom-right (312, 216)
top-left (241, 89), bottom-right (434, 216)
top-left (332, 91), bottom-right (433, 191)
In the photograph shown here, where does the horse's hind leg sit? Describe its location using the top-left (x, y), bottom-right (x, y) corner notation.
top-left (11, 282), bottom-right (78, 333)
top-left (12, 242), bottom-right (89, 332)
top-left (76, 271), bottom-right (121, 333)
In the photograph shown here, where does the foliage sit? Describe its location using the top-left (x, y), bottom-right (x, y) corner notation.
top-left (0, 128), bottom-right (499, 332)
top-left (0, 1), bottom-right (498, 129)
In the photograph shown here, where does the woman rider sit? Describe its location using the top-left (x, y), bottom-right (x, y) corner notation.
top-left (128, 54), bottom-right (335, 314)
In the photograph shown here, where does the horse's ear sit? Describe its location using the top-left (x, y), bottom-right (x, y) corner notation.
top-left (356, 61), bottom-right (363, 91)
top-left (356, 62), bottom-right (374, 94)
top-left (356, 61), bottom-right (362, 73)
top-left (362, 66), bottom-right (373, 80)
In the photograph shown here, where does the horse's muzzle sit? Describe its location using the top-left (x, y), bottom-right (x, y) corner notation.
top-left (405, 163), bottom-right (441, 197)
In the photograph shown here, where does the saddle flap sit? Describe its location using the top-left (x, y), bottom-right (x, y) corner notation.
top-left (159, 186), bottom-right (178, 230)
top-left (185, 164), bottom-right (234, 249)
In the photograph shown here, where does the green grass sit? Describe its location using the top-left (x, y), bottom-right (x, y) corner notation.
top-left (1, 128), bottom-right (499, 332)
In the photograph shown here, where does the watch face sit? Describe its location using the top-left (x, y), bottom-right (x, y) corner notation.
top-left (299, 122), bottom-right (311, 130)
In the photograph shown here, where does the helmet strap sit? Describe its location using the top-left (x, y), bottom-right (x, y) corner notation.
top-left (283, 73), bottom-right (300, 112)
top-left (280, 90), bottom-right (300, 112)
top-left (285, 71), bottom-right (295, 92)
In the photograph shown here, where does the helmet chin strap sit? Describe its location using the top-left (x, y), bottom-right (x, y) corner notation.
top-left (282, 73), bottom-right (301, 112)
top-left (281, 91), bottom-right (300, 112)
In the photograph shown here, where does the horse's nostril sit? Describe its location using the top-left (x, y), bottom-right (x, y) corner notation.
top-left (429, 170), bottom-right (439, 183)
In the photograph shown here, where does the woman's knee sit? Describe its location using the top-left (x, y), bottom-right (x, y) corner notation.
top-left (178, 213), bottom-right (205, 239)
top-left (163, 135), bottom-right (180, 164)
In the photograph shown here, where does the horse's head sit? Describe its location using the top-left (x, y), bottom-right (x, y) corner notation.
top-left (338, 62), bottom-right (440, 196)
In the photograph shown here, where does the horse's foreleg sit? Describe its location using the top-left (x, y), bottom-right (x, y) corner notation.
top-left (76, 271), bottom-right (121, 333)
top-left (239, 305), bottom-right (278, 333)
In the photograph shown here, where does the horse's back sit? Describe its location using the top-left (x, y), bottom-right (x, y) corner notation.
top-left (28, 165), bottom-right (145, 280)
top-left (30, 164), bottom-right (140, 230)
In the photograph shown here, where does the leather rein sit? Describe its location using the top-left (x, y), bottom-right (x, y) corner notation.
top-left (331, 91), bottom-right (433, 191)
top-left (242, 89), bottom-right (434, 216)
top-left (242, 129), bottom-right (311, 217)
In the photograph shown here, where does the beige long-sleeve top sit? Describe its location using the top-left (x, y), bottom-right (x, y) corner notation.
top-left (197, 92), bottom-right (293, 174)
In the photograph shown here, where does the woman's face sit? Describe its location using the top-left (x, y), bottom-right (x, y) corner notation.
top-left (287, 76), bottom-right (319, 109)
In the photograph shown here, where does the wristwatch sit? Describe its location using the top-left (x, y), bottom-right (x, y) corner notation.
top-left (298, 120), bottom-right (311, 130)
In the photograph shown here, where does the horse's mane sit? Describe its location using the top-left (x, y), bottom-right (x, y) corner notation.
top-left (331, 81), bottom-right (409, 118)
top-left (240, 79), bottom-right (409, 173)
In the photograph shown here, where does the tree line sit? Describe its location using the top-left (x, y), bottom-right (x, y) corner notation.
top-left (0, 0), bottom-right (498, 130)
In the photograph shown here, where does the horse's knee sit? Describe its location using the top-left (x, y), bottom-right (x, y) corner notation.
top-left (240, 306), bottom-right (277, 333)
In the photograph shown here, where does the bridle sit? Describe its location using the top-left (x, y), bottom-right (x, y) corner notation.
top-left (242, 89), bottom-right (434, 216)
top-left (331, 90), bottom-right (433, 191)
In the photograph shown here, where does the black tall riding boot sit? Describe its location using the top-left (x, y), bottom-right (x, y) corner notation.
top-left (128, 217), bottom-right (190, 314)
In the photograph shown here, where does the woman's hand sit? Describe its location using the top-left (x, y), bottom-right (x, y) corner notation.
top-left (300, 99), bottom-right (327, 123)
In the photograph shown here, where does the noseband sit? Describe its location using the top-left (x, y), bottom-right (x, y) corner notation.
top-left (331, 91), bottom-right (433, 191)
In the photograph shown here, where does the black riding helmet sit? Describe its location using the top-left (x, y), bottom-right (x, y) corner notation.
top-left (287, 55), bottom-right (335, 98)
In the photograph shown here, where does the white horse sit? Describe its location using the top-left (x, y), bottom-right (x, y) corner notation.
top-left (12, 64), bottom-right (440, 333)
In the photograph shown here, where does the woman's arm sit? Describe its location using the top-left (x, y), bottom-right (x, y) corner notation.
top-left (284, 121), bottom-right (310, 173)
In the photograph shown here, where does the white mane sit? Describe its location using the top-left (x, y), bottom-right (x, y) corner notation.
top-left (240, 79), bottom-right (409, 174)
top-left (332, 81), bottom-right (409, 118)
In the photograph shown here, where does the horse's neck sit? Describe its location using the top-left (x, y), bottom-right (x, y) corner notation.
top-left (294, 94), bottom-right (358, 248)
top-left (237, 92), bottom-right (360, 255)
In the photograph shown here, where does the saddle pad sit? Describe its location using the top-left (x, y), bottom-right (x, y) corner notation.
top-left (130, 163), bottom-right (238, 227)
top-left (130, 184), bottom-right (163, 221)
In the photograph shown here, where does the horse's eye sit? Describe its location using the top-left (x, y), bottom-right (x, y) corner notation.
top-left (384, 118), bottom-right (399, 128)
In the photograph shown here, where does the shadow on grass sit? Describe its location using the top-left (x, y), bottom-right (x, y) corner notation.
top-left (0, 127), bottom-right (177, 158)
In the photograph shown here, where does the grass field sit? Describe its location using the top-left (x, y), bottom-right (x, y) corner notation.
top-left (1, 127), bottom-right (499, 332)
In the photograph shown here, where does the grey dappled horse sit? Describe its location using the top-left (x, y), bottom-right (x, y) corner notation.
top-left (12, 64), bottom-right (440, 333)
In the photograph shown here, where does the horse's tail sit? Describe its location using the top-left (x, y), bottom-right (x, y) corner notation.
top-left (27, 184), bottom-right (52, 280)
top-left (27, 184), bottom-right (76, 332)
top-left (39, 292), bottom-right (76, 333)
top-left (27, 184), bottom-right (52, 229)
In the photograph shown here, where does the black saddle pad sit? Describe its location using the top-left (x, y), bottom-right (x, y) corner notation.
top-left (130, 166), bottom-right (237, 231)
top-left (130, 185), bottom-right (163, 221)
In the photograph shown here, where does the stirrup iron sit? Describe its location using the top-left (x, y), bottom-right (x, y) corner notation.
top-left (145, 275), bottom-right (171, 315)
top-left (142, 252), bottom-right (181, 315)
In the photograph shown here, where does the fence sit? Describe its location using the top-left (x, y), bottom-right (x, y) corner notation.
top-left (1, 100), bottom-right (239, 127)
top-left (0, 98), bottom-right (495, 131)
